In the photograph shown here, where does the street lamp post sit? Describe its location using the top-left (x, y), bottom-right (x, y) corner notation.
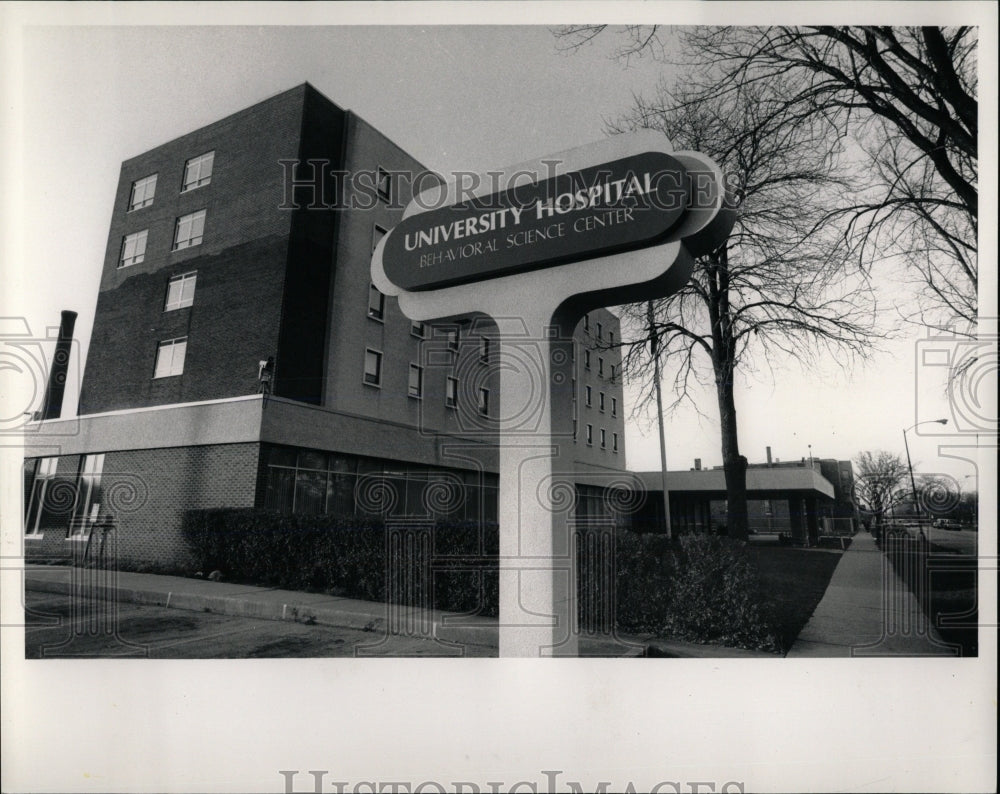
top-left (903, 418), bottom-right (948, 519)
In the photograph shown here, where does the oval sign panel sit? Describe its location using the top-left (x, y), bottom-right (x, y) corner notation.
top-left (382, 152), bottom-right (691, 291)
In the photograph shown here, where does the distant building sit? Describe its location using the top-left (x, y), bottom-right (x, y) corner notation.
top-left (624, 454), bottom-right (859, 545)
top-left (23, 84), bottom-right (626, 566)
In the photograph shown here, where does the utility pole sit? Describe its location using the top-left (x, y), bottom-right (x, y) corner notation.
top-left (647, 300), bottom-right (672, 539)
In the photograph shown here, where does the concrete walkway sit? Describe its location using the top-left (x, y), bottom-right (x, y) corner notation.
top-left (787, 531), bottom-right (958, 657)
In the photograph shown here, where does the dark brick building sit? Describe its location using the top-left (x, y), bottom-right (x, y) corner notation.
top-left (23, 84), bottom-right (627, 566)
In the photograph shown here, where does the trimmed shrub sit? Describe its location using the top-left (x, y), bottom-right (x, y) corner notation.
top-left (660, 533), bottom-right (782, 652)
top-left (182, 509), bottom-right (781, 651)
top-left (182, 509), bottom-right (498, 615)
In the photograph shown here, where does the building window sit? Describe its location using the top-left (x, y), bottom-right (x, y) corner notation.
top-left (368, 283), bottom-right (385, 321)
top-left (572, 419), bottom-right (578, 440)
top-left (364, 349), bottom-right (382, 387)
top-left (586, 424), bottom-right (593, 446)
top-left (377, 168), bottom-right (391, 201)
top-left (478, 388), bottom-right (490, 417)
top-left (173, 209), bottom-right (206, 250)
top-left (597, 322), bottom-right (603, 340)
top-left (24, 457), bottom-right (58, 536)
top-left (599, 392), bottom-right (605, 412)
top-left (611, 396), bottom-right (618, 417)
top-left (585, 385), bottom-right (592, 407)
top-left (600, 428), bottom-right (607, 449)
top-left (446, 376), bottom-right (458, 408)
top-left (182, 151), bottom-right (214, 191)
top-left (613, 432), bottom-right (619, 452)
top-left (408, 364), bottom-right (423, 399)
top-left (164, 272), bottom-right (197, 311)
top-left (411, 321), bottom-right (426, 338)
top-left (598, 357), bottom-right (605, 377)
top-left (68, 454), bottom-right (105, 538)
top-left (584, 350), bottom-right (591, 370)
top-left (128, 174), bottom-right (157, 210)
top-left (372, 224), bottom-right (387, 252)
top-left (480, 337), bottom-right (491, 363)
top-left (153, 337), bottom-right (187, 378)
top-left (583, 314), bottom-right (590, 333)
top-left (609, 330), bottom-right (615, 345)
top-left (119, 229), bottom-right (148, 268)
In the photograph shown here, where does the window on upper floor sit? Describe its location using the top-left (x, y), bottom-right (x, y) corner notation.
top-left (377, 168), bottom-right (392, 202)
top-left (613, 432), bottom-right (619, 452)
top-left (478, 387), bottom-right (490, 417)
top-left (585, 424), bottom-right (593, 446)
top-left (408, 364), bottom-right (423, 399)
top-left (128, 174), bottom-right (158, 210)
top-left (153, 337), bottom-right (187, 378)
top-left (364, 348), bottom-right (382, 387)
top-left (585, 385), bottom-right (592, 407)
top-left (600, 428), bottom-right (607, 449)
top-left (119, 229), bottom-right (148, 268)
top-left (368, 283), bottom-right (385, 321)
top-left (182, 151), bottom-right (214, 192)
top-left (598, 357), bottom-right (605, 377)
top-left (173, 209), bottom-right (206, 250)
top-left (597, 321), bottom-right (603, 340)
top-left (164, 272), bottom-right (197, 311)
top-left (446, 376), bottom-right (458, 408)
top-left (611, 396), bottom-right (618, 417)
top-left (584, 350), bottom-right (591, 370)
top-left (599, 392), bottom-right (605, 412)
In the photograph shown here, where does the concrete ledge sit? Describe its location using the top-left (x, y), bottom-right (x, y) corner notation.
top-left (23, 566), bottom-right (774, 658)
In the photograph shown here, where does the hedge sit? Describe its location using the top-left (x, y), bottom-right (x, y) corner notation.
top-left (182, 509), bottom-right (780, 651)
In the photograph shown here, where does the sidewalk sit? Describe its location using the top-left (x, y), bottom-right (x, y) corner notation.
top-left (786, 531), bottom-right (958, 657)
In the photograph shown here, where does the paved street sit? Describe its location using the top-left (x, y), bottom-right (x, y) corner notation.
top-left (23, 591), bottom-right (495, 658)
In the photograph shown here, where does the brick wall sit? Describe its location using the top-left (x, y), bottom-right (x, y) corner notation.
top-left (24, 443), bottom-right (261, 567)
top-left (78, 84), bottom-right (341, 414)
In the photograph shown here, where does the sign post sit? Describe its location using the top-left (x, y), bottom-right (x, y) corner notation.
top-left (372, 130), bottom-right (735, 656)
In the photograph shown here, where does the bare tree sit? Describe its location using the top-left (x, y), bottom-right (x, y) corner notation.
top-left (607, 80), bottom-right (879, 540)
top-left (554, 25), bottom-right (978, 334)
top-left (854, 450), bottom-right (910, 527)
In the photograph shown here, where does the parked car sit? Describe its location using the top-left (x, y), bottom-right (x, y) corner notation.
top-left (933, 519), bottom-right (963, 531)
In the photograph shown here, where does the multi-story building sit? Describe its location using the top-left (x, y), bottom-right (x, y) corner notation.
top-left (22, 84), bottom-right (627, 566)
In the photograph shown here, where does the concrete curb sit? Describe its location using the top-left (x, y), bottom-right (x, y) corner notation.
top-left (24, 567), bottom-right (767, 658)
top-left (25, 568), bottom-right (501, 650)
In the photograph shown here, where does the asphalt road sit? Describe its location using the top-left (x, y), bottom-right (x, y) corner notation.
top-left (22, 591), bottom-right (496, 658)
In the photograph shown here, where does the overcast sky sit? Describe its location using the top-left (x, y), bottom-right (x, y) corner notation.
top-left (3, 12), bottom-right (995, 489)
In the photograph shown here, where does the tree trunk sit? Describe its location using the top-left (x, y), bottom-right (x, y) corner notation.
top-left (715, 363), bottom-right (749, 541)
top-left (705, 246), bottom-right (750, 541)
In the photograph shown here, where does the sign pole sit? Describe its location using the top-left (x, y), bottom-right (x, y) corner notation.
top-left (495, 314), bottom-right (578, 656)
